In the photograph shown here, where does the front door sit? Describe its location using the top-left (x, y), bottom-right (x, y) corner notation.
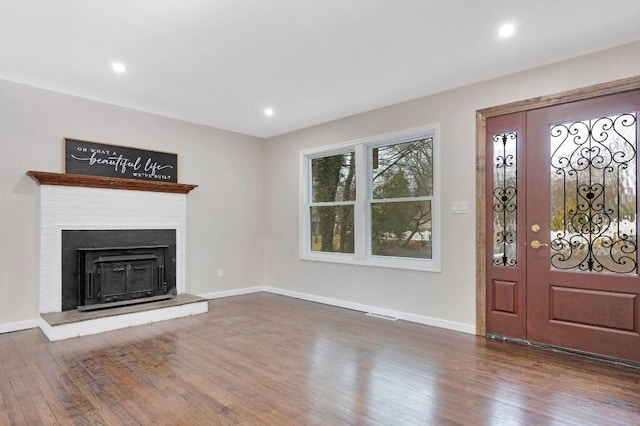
top-left (486, 89), bottom-right (640, 363)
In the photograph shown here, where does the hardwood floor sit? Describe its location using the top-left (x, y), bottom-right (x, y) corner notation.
top-left (1, 293), bottom-right (639, 425)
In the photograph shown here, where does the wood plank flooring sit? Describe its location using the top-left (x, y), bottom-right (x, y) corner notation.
top-left (1, 292), bottom-right (640, 425)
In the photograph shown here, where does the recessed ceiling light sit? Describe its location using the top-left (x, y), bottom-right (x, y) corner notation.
top-left (498, 23), bottom-right (515, 38)
top-left (264, 108), bottom-right (275, 117)
top-left (111, 62), bottom-right (126, 73)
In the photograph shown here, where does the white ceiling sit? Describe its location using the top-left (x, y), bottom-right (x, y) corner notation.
top-left (1, 1), bottom-right (640, 138)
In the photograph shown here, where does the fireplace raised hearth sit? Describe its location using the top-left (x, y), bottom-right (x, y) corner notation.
top-left (62, 229), bottom-right (177, 311)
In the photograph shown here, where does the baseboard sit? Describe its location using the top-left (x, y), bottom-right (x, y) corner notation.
top-left (199, 286), bottom-right (265, 300)
top-left (3, 286), bottom-right (474, 337)
top-left (0, 319), bottom-right (39, 334)
top-left (263, 286), bottom-right (475, 335)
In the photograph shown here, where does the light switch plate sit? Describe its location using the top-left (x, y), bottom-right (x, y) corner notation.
top-left (451, 201), bottom-right (468, 214)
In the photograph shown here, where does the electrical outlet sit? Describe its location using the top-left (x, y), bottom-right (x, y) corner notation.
top-left (218, 268), bottom-right (224, 278)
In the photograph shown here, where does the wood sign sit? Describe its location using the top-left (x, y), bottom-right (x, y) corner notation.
top-left (64, 138), bottom-right (178, 183)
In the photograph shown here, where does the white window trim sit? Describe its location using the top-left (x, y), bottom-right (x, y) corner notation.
top-left (299, 123), bottom-right (441, 272)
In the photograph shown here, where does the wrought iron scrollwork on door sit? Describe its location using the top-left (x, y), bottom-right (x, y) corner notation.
top-left (550, 113), bottom-right (637, 273)
top-left (492, 132), bottom-right (518, 267)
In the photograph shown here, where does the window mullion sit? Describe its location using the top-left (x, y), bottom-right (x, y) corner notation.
top-left (354, 143), bottom-right (368, 259)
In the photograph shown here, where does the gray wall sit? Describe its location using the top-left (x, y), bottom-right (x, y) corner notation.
top-left (262, 42), bottom-right (640, 329)
top-left (2, 41), bottom-right (640, 331)
top-left (0, 80), bottom-right (265, 326)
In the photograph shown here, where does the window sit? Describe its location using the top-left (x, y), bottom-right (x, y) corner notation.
top-left (301, 124), bottom-right (440, 271)
top-left (310, 151), bottom-right (356, 254)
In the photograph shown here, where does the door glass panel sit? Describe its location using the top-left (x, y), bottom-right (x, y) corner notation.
top-left (550, 113), bottom-right (637, 273)
top-left (492, 131), bottom-right (518, 267)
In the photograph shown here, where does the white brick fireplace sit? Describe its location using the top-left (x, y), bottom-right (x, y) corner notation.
top-left (29, 174), bottom-right (207, 340)
top-left (39, 185), bottom-right (187, 313)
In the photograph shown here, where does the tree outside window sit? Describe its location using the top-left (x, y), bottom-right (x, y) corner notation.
top-left (371, 139), bottom-right (433, 259)
top-left (310, 152), bottom-right (355, 253)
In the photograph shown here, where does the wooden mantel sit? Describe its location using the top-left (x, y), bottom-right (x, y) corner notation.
top-left (27, 171), bottom-right (198, 194)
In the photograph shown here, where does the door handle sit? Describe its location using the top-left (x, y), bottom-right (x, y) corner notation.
top-left (530, 240), bottom-right (549, 249)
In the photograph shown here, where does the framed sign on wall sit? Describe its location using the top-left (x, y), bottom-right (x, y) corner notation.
top-left (64, 138), bottom-right (178, 183)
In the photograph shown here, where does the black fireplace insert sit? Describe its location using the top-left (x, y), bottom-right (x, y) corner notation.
top-left (62, 229), bottom-right (177, 311)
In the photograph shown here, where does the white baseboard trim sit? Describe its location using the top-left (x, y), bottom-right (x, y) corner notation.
top-left (199, 286), bottom-right (265, 300)
top-left (38, 301), bottom-right (209, 341)
top-left (0, 319), bottom-right (39, 334)
top-left (4, 286), bottom-right (474, 338)
top-left (263, 286), bottom-right (476, 335)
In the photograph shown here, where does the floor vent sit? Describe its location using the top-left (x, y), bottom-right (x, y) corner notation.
top-left (366, 312), bottom-right (399, 321)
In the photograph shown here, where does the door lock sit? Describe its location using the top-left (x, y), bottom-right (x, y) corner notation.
top-left (531, 224), bottom-right (540, 232)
